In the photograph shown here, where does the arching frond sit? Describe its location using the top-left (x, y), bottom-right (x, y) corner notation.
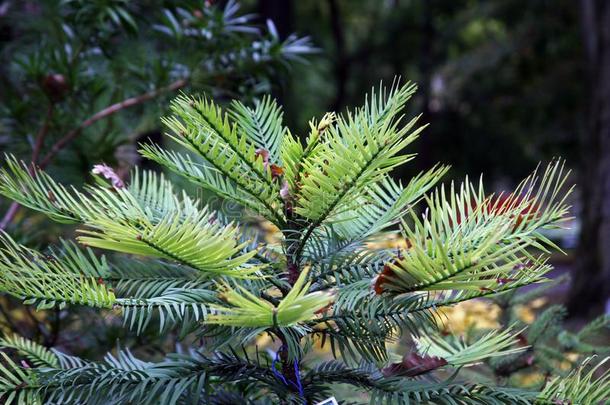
top-left (0, 156), bottom-right (203, 227)
top-left (139, 144), bottom-right (280, 221)
top-left (327, 165), bottom-right (448, 243)
top-left (414, 328), bottom-right (527, 367)
top-left (128, 168), bottom-right (200, 222)
top-left (294, 82), bottom-right (422, 224)
top-left (370, 381), bottom-right (534, 405)
top-left (305, 361), bottom-right (535, 405)
top-left (0, 335), bottom-right (59, 368)
top-left (0, 155), bottom-right (93, 223)
top-left (376, 160), bottom-right (571, 296)
top-left (27, 347), bottom-right (290, 405)
top-left (78, 207), bottom-right (262, 277)
top-left (118, 287), bottom-right (216, 335)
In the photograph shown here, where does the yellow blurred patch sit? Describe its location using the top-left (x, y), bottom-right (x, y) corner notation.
top-left (515, 298), bottom-right (547, 324)
top-left (259, 220), bottom-right (282, 244)
top-left (513, 371), bottom-right (545, 387)
top-left (366, 233), bottom-right (410, 251)
top-left (438, 299), bottom-right (501, 334)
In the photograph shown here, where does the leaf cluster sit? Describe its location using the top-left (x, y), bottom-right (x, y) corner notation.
top-left (0, 81), bottom-right (607, 404)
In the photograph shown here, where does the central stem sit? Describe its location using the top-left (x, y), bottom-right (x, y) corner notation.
top-left (283, 205), bottom-right (306, 284)
top-left (276, 331), bottom-right (303, 403)
top-left (278, 213), bottom-right (305, 399)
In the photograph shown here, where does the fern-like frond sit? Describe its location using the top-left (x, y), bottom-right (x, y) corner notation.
top-left (78, 207), bottom-right (261, 277)
top-left (326, 166), bottom-right (448, 244)
top-left (139, 144), bottom-right (279, 220)
top-left (0, 159), bottom-right (259, 276)
top-left (313, 276), bottom-right (545, 368)
top-left (310, 250), bottom-right (390, 291)
top-left (127, 168), bottom-right (200, 222)
top-left (118, 287), bottom-right (216, 335)
top-left (0, 335), bottom-right (59, 368)
top-left (0, 155), bottom-right (91, 223)
top-left (36, 351), bottom-right (209, 404)
top-left (313, 316), bottom-right (390, 366)
top-left (370, 381), bottom-right (534, 405)
top-left (229, 95), bottom-right (287, 163)
top-left (414, 328), bottom-right (527, 367)
top-left (161, 94), bottom-right (285, 225)
top-left (302, 361), bottom-right (379, 401)
top-left (537, 356), bottom-right (610, 404)
top-left (303, 361), bottom-right (535, 404)
top-left (26, 347), bottom-right (290, 404)
top-left (0, 232), bottom-right (116, 309)
top-left (0, 156), bottom-right (202, 227)
top-left (294, 82), bottom-right (422, 225)
top-left (376, 160), bottom-right (571, 296)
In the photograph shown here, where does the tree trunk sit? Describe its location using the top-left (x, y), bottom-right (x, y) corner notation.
top-left (568, 0), bottom-right (610, 317)
top-left (328, 0), bottom-right (348, 112)
top-left (257, 0), bottom-right (294, 39)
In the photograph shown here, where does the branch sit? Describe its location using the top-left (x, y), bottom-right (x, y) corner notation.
top-left (0, 78), bottom-right (188, 230)
top-left (38, 78), bottom-right (188, 168)
top-left (31, 104), bottom-right (54, 164)
top-left (0, 104), bottom-right (54, 230)
top-left (0, 203), bottom-right (19, 231)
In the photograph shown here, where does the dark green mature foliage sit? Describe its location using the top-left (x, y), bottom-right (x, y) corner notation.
top-left (0, 82), bottom-right (607, 404)
top-left (0, 0), bottom-right (312, 178)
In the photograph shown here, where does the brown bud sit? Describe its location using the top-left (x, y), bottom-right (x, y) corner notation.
top-left (270, 164), bottom-right (284, 180)
top-left (314, 302), bottom-right (333, 315)
top-left (382, 352), bottom-right (448, 378)
top-left (42, 73), bottom-right (69, 101)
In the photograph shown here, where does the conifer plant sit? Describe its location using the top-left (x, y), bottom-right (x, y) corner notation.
top-left (0, 81), bottom-right (608, 404)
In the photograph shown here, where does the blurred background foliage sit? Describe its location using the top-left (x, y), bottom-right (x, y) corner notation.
top-left (0, 0), bottom-right (609, 393)
top-left (276, 0), bottom-right (583, 179)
